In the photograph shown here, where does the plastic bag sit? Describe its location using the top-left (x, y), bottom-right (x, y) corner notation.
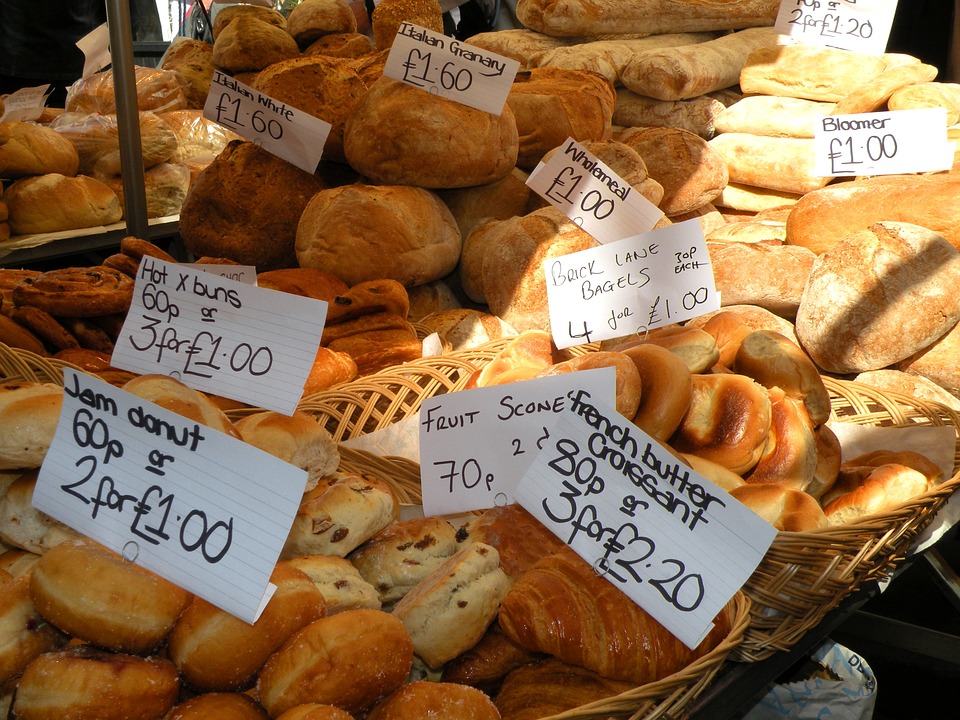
top-left (741, 640), bottom-right (877, 720)
top-left (64, 66), bottom-right (188, 115)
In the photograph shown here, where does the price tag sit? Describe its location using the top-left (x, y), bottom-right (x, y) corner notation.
top-left (419, 368), bottom-right (616, 517)
top-left (527, 139), bottom-right (664, 244)
top-left (514, 391), bottom-right (777, 649)
top-left (111, 257), bottom-right (326, 415)
top-left (774, 0), bottom-right (898, 54)
top-left (545, 219), bottom-right (719, 350)
top-left (383, 22), bottom-right (519, 115)
top-left (183, 263), bottom-right (258, 285)
top-left (814, 108), bottom-right (954, 176)
top-left (77, 23), bottom-right (110, 78)
top-left (33, 369), bottom-right (306, 623)
top-left (203, 70), bottom-right (331, 174)
top-left (0, 85), bottom-right (51, 122)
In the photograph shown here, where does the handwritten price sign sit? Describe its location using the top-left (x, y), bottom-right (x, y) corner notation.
top-left (514, 390), bottom-right (776, 648)
top-left (814, 108), bottom-right (954, 176)
top-left (527, 139), bottom-right (664, 245)
top-left (203, 70), bottom-right (331, 174)
top-left (418, 369), bottom-right (616, 517)
top-left (111, 257), bottom-right (327, 415)
top-left (34, 369), bottom-right (306, 623)
top-left (545, 220), bottom-right (719, 349)
top-left (383, 22), bottom-right (519, 115)
top-left (775, 0), bottom-right (897, 54)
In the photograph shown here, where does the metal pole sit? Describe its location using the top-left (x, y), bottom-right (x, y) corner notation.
top-left (105, 0), bottom-right (149, 238)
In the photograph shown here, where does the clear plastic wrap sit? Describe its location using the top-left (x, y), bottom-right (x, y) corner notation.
top-left (64, 66), bottom-right (189, 115)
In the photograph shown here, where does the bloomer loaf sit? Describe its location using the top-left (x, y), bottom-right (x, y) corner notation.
top-left (12, 265), bottom-right (134, 318)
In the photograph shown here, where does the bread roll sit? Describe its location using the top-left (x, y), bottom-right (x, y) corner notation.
top-left (622, 342), bottom-right (692, 441)
top-left (498, 547), bottom-right (733, 684)
top-left (506, 67), bottom-right (615, 170)
top-left (253, 55), bottom-right (366, 164)
top-left (287, 0), bottom-right (357, 46)
top-left (0, 574), bottom-right (66, 688)
top-left (11, 646), bottom-right (180, 720)
top-left (29, 538), bottom-right (192, 654)
top-left (392, 542), bottom-right (510, 668)
top-left (367, 680), bottom-right (500, 720)
top-left (179, 140), bottom-right (326, 270)
top-left (282, 472), bottom-right (398, 558)
top-left (349, 516), bottom-right (461, 605)
top-left (0, 382), bottom-right (62, 470)
top-left (822, 463), bottom-right (932, 525)
top-left (0, 121), bottom-right (80, 177)
top-left (235, 411), bottom-right (339, 492)
top-left (164, 693), bottom-right (270, 720)
top-left (784, 174), bottom-right (960, 255)
top-left (343, 77), bottom-right (519, 188)
top-left (0, 471), bottom-right (80, 553)
top-left (670, 372), bottom-right (772, 475)
top-left (285, 554), bottom-right (381, 614)
top-left (728, 483), bottom-right (827, 531)
top-left (256, 609), bottom-right (413, 717)
top-left (296, 184), bottom-right (462, 287)
top-left (515, 0), bottom-right (780, 36)
top-left (5, 173), bottom-right (122, 235)
top-left (167, 562), bottom-right (326, 692)
top-left (732, 329), bottom-right (830, 425)
top-left (795, 222), bottom-right (960, 374)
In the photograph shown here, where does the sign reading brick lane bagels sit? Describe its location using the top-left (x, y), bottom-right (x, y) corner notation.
top-left (514, 391), bottom-right (777, 649)
top-left (33, 369), bottom-right (307, 624)
top-left (383, 22), bottom-right (519, 115)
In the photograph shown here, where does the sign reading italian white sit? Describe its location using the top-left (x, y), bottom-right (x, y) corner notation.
top-left (383, 22), bottom-right (519, 115)
top-left (419, 368), bottom-right (616, 516)
top-left (111, 257), bottom-right (326, 415)
top-left (545, 219), bottom-right (719, 349)
top-left (33, 369), bottom-right (306, 623)
top-left (203, 70), bottom-right (331, 174)
top-left (527, 138), bottom-right (664, 245)
top-left (814, 108), bottom-right (953, 176)
top-left (514, 391), bottom-right (777, 649)
top-left (774, 0), bottom-right (898, 54)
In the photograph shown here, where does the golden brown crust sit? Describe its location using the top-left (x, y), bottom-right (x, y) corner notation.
top-left (5, 306), bottom-right (79, 353)
top-left (371, 0), bottom-right (443, 51)
top-left (0, 574), bottom-right (66, 689)
top-left (0, 314), bottom-right (49, 356)
top-left (623, 342), bottom-right (693, 441)
top-left (0, 121), bottom-right (80, 178)
top-left (119, 235), bottom-right (178, 264)
top-left (367, 680), bottom-right (501, 720)
top-left (325, 280), bottom-right (411, 325)
top-left (440, 622), bottom-right (541, 693)
top-left (121, 374), bottom-right (241, 439)
top-left (11, 266), bottom-right (134, 318)
top-left (728, 483), bottom-right (828, 531)
top-left (302, 346), bottom-right (358, 396)
top-left (257, 268), bottom-right (350, 303)
top-left (100, 252), bottom-right (141, 278)
top-left (164, 693), bottom-right (270, 720)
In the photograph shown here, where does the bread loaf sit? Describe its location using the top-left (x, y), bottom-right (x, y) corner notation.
top-left (212, 3), bottom-right (287, 38)
top-left (515, 0), bottom-right (780, 36)
top-left (713, 95), bottom-right (834, 138)
top-left (0, 121), bottom-right (80, 177)
top-left (795, 222), bottom-right (960, 374)
top-left (5, 173), bottom-right (122, 235)
top-left (371, 0), bottom-right (444, 51)
top-left (613, 89), bottom-right (726, 139)
top-left (888, 81), bottom-right (960, 124)
top-left (159, 38), bottom-right (216, 109)
top-left (707, 241), bottom-right (815, 319)
top-left (287, 0), bottom-right (357, 46)
top-left (707, 133), bottom-right (830, 195)
top-left (212, 15), bottom-right (300, 72)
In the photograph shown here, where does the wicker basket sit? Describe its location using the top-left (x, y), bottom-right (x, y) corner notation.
top-left (731, 376), bottom-right (960, 662)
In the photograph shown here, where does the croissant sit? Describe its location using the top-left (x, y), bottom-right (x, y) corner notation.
top-left (497, 547), bottom-right (732, 685)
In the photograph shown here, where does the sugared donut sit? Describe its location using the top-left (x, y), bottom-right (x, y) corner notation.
top-left (163, 692), bottom-right (269, 719)
top-left (367, 680), bottom-right (500, 720)
top-left (11, 646), bottom-right (180, 720)
top-left (29, 538), bottom-right (192, 654)
top-left (0, 574), bottom-right (65, 688)
top-left (275, 705), bottom-right (357, 720)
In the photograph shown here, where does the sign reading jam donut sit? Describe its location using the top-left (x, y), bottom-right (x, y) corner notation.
top-left (544, 219), bottom-right (720, 350)
top-left (526, 138), bottom-right (664, 245)
top-left (383, 22), bottom-right (519, 115)
top-left (418, 367), bottom-right (616, 516)
top-left (111, 257), bottom-right (327, 415)
top-left (33, 369), bottom-right (306, 624)
top-left (514, 391), bottom-right (777, 649)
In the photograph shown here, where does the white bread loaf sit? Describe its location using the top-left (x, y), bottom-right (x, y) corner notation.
top-left (0, 121), bottom-right (80, 178)
top-left (4, 173), bottom-right (122, 235)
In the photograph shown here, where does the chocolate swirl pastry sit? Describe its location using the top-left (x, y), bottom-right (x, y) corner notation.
top-left (12, 266), bottom-right (135, 318)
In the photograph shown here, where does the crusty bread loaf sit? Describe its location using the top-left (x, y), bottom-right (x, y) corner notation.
top-left (437, 167), bottom-right (534, 241)
top-left (179, 140), bottom-right (325, 270)
top-left (613, 89), bottom-right (726, 139)
top-left (832, 61), bottom-right (939, 116)
top-left (707, 133), bottom-right (830, 195)
top-left (287, 0), bottom-right (357, 47)
top-left (303, 31), bottom-right (374, 58)
top-left (713, 182), bottom-right (801, 213)
top-left (296, 184), bottom-right (462, 287)
top-left (855, 368), bottom-right (960, 410)
top-left (888, 81), bottom-right (960, 124)
top-left (713, 95), bottom-right (834, 138)
top-left (212, 3), bottom-right (287, 38)
top-left (784, 174), bottom-right (960, 255)
top-left (621, 26), bottom-right (780, 101)
top-left (516, 0), bottom-right (780, 36)
top-left (507, 67), bottom-right (615, 171)
top-left (795, 222), bottom-right (960, 374)
top-left (371, 0), bottom-right (443, 50)
top-left (541, 138), bottom-right (665, 206)
top-left (344, 76), bottom-right (519, 188)
top-left (4, 173), bottom-right (122, 235)
top-left (707, 241), bottom-right (815, 319)
top-left (465, 28), bottom-right (570, 68)
top-left (0, 121), bottom-right (80, 178)
top-left (212, 15), bottom-right (300, 72)
top-left (160, 38), bottom-right (216, 109)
